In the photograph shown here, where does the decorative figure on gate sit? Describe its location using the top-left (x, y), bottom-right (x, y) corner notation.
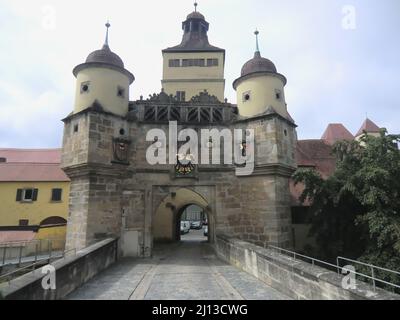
top-left (175, 137), bottom-right (196, 176)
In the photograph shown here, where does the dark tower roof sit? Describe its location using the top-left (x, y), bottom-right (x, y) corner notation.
top-left (73, 22), bottom-right (134, 84)
top-left (162, 5), bottom-right (224, 53)
top-left (241, 51), bottom-right (277, 76)
top-left (233, 30), bottom-right (286, 89)
top-left (85, 44), bottom-right (125, 69)
top-left (187, 11), bottom-right (205, 20)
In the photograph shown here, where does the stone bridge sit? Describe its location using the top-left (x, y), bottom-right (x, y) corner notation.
top-left (1, 236), bottom-right (398, 300)
top-left (68, 241), bottom-right (288, 300)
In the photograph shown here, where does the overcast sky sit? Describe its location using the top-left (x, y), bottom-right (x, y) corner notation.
top-left (0, 0), bottom-right (399, 148)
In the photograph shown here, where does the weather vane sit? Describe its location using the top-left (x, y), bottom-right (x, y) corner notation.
top-left (254, 29), bottom-right (260, 52)
top-left (105, 21), bottom-right (111, 46)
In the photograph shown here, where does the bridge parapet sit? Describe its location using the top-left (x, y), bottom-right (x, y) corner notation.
top-left (0, 238), bottom-right (118, 300)
top-left (215, 234), bottom-right (400, 300)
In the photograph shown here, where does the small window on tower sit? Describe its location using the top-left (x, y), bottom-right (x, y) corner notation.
top-left (243, 91), bottom-right (251, 102)
top-left (207, 59), bottom-right (218, 67)
top-left (80, 82), bottom-right (90, 94)
top-left (194, 59), bottom-right (205, 67)
top-left (117, 86), bottom-right (125, 98)
top-left (275, 89), bottom-right (282, 101)
top-left (169, 59), bottom-right (180, 67)
top-left (192, 22), bottom-right (199, 32)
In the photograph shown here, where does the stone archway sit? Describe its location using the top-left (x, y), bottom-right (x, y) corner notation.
top-left (153, 188), bottom-right (213, 244)
top-left (175, 204), bottom-right (209, 242)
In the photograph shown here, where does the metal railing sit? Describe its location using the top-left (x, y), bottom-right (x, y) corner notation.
top-left (337, 256), bottom-right (400, 292)
top-left (268, 245), bottom-right (400, 292)
top-left (1, 239), bottom-right (66, 268)
top-left (0, 248), bottom-right (76, 285)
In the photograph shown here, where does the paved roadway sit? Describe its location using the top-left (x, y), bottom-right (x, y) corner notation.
top-left (68, 229), bottom-right (290, 300)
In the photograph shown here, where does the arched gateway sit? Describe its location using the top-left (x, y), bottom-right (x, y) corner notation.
top-left (61, 7), bottom-right (297, 257)
top-left (153, 188), bottom-right (213, 243)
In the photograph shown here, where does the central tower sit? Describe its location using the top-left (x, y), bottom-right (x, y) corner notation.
top-left (161, 3), bottom-right (225, 101)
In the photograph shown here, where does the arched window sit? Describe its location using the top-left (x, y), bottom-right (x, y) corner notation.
top-left (40, 216), bottom-right (67, 227)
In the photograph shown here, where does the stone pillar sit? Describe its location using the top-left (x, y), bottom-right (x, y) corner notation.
top-left (232, 113), bottom-right (297, 249)
top-left (65, 173), bottom-right (90, 251)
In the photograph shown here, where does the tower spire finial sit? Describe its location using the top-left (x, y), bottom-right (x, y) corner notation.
top-left (104, 21), bottom-right (111, 47)
top-left (254, 29), bottom-right (260, 53)
top-left (194, 1), bottom-right (198, 12)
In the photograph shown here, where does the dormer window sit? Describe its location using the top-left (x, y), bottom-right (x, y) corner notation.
top-left (80, 81), bottom-right (90, 94)
top-left (117, 86), bottom-right (125, 98)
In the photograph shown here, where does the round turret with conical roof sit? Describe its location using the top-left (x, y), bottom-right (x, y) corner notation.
top-left (73, 22), bottom-right (134, 117)
top-left (233, 31), bottom-right (289, 119)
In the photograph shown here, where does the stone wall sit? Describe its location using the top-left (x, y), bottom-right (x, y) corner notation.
top-left (216, 234), bottom-right (400, 300)
top-left (234, 175), bottom-right (292, 248)
top-left (61, 106), bottom-right (298, 256)
top-left (1, 239), bottom-right (118, 300)
top-left (65, 175), bottom-right (90, 250)
top-left (61, 113), bottom-right (90, 168)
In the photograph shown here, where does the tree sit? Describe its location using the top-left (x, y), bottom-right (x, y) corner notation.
top-left (293, 131), bottom-right (400, 283)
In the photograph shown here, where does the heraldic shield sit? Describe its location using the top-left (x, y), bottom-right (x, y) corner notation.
top-left (112, 138), bottom-right (131, 164)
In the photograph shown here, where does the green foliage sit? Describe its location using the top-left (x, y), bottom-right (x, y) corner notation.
top-left (294, 131), bottom-right (400, 285)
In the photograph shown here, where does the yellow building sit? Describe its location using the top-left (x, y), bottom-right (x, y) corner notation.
top-left (0, 149), bottom-right (70, 248)
top-left (162, 6), bottom-right (225, 102)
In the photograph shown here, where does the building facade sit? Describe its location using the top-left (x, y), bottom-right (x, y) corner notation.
top-left (0, 149), bottom-right (69, 247)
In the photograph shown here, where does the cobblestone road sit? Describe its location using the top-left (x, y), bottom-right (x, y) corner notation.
top-left (68, 232), bottom-right (290, 300)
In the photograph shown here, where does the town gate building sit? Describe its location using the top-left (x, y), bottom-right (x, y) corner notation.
top-left (61, 6), bottom-right (298, 257)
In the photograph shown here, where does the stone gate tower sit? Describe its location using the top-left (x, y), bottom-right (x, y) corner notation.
top-left (61, 6), bottom-right (297, 257)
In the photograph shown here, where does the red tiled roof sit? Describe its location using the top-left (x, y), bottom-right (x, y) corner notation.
top-left (0, 163), bottom-right (69, 182)
top-left (296, 140), bottom-right (336, 177)
top-left (0, 149), bottom-right (61, 164)
top-left (355, 118), bottom-right (381, 137)
top-left (291, 140), bottom-right (337, 206)
top-left (321, 124), bottom-right (354, 145)
top-left (0, 148), bottom-right (68, 182)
